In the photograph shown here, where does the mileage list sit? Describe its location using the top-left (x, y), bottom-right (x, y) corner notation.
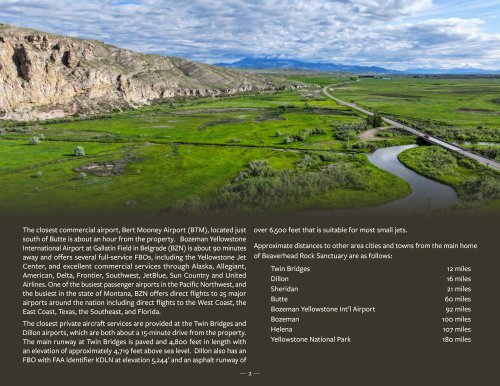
top-left (442, 265), bottom-right (472, 343)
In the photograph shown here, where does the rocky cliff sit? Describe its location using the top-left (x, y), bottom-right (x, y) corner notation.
top-left (0, 24), bottom-right (274, 120)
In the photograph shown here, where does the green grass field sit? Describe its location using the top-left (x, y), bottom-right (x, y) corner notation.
top-left (0, 76), bottom-right (498, 214)
top-left (327, 76), bottom-right (500, 159)
top-left (0, 86), bottom-right (414, 214)
top-left (332, 77), bottom-right (500, 128)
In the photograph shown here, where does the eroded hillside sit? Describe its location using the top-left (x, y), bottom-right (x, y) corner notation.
top-left (0, 24), bottom-right (276, 120)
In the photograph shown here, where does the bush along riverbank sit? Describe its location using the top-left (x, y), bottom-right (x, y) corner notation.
top-left (168, 152), bottom-right (411, 214)
top-left (398, 145), bottom-right (500, 212)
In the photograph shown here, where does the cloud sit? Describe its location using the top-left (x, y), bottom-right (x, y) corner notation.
top-left (347, 0), bottom-right (433, 18)
top-left (0, 0), bottom-right (498, 69)
top-left (364, 18), bottom-right (500, 69)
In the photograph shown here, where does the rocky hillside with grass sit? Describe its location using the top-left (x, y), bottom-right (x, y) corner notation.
top-left (0, 24), bottom-right (275, 120)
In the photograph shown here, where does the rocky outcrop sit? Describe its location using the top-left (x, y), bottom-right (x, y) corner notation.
top-left (0, 24), bottom-right (278, 121)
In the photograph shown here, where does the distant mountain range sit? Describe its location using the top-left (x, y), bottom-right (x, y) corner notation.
top-left (405, 67), bottom-right (500, 75)
top-left (216, 57), bottom-right (500, 75)
top-left (216, 57), bottom-right (397, 74)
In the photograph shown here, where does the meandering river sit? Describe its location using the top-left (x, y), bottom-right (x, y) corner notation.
top-left (365, 144), bottom-right (458, 214)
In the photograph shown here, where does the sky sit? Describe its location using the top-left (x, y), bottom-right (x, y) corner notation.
top-left (0, 0), bottom-right (499, 70)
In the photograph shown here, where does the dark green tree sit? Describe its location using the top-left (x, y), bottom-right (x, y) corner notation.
top-left (366, 113), bottom-right (383, 128)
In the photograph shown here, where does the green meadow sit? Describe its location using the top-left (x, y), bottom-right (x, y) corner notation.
top-left (0, 86), bottom-right (414, 214)
top-left (332, 77), bottom-right (500, 127)
top-left (0, 75), bottom-right (498, 214)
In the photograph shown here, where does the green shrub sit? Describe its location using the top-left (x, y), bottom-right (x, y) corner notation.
top-left (461, 177), bottom-right (500, 201)
top-left (366, 113), bottom-right (383, 128)
top-left (248, 160), bottom-right (274, 177)
top-left (74, 146), bottom-right (85, 156)
top-left (395, 117), bottom-right (500, 143)
top-left (211, 157), bottom-right (366, 210)
top-left (296, 154), bottom-right (319, 169)
top-left (350, 142), bottom-right (377, 151)
top-left (233, 171), bottom-right (249, 182)
top-left (311, 128), bottom-right (326, 135)
top-left (468, 146), bottom-right (500, 161)
top-left (399, 145), bottom-right (500, 204)
top-left (335, 130), bottom-right (357, 141)
top-left (319, 153), bottom-right (342, 162)
top-left (376, 130), bottom-right (394, 138)
top-left (291, 128), bottom-right (324, 142)
top-left (457, 157), bottom-right (477, 169)
top-left (333, 122), bottom-right (368, 141)
top-left (29, 136), bottom-right (41, 145)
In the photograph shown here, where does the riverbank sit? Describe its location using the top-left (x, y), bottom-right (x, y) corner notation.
top-left (364, 145), bottom-right (457, 214)
top-left (398, 145), bottom-right (500, 213)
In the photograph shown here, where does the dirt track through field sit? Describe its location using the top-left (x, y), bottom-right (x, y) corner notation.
top-left (359, 127), bottom-right (393, 140)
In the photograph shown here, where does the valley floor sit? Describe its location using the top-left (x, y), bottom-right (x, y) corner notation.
top-left (0, 76), bottom-right (498, 215)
